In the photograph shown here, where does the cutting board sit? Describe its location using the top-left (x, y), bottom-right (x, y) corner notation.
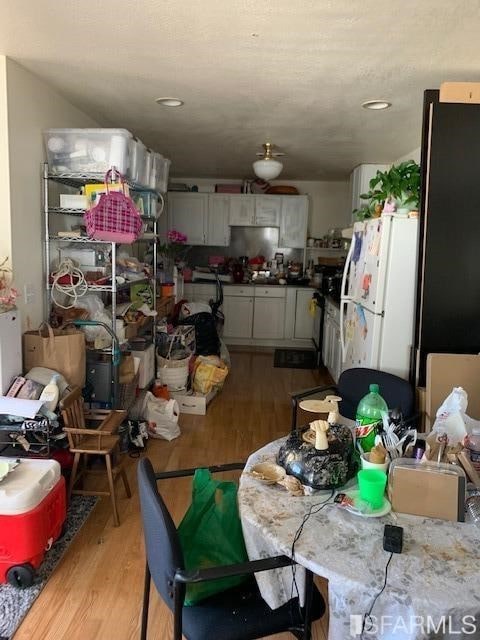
top-left (425, 353), bottom-right (480, 431)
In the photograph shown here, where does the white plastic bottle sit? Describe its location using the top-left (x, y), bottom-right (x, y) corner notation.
top-left (39, 374), bottom-right (60, 412)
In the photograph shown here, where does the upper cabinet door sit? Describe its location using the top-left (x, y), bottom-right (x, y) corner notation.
top-left (279, 196), bottom-right (308, 248)
top-left (167, 193), bottom-right (207, 245)
top-left (254, 196), bottom-right (281, 226)
top-left (207, 195), bottom-right (231, 246)
top-left (229, 196), bottom-right (255, 226)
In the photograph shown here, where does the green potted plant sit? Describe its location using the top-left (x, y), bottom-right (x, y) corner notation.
top-left (360, 160), bottom-right (420, 216)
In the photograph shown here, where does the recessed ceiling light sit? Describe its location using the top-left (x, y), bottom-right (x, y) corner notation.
top-left (155, 97), bottom-right (184, 107)
top-left (362, 100), bottom-right (392, 110)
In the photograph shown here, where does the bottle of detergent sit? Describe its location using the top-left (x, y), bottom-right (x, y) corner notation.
top-left (355, 384), bottom-right (388, 453)
top-left (39, 374), bottom-right (60, 412)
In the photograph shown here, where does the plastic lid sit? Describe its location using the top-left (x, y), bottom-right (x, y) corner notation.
top-left (369, 383), bottom-right (379, 394)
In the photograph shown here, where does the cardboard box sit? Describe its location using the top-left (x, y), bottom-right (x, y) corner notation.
top-left (156, 295), bottom-right (175, 318)
top-left (440, 82), bottom-right (480, 104)
top-left (131, 344), bottom-right (155, 389)
top-left (389, 460), bottom-right (466, 522)
top-left (170, 387), bottom-right (218, 415)
top-left (426, 353), bottom-right (480, 432)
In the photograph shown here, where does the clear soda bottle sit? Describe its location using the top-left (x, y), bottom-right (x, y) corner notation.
top-left (355, 383), bottom-right (388, 453)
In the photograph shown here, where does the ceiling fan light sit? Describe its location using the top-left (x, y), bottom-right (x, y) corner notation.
top-left (252, 158), bottom-right (283, 180)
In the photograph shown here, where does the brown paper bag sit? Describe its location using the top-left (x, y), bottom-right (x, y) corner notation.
top-left (23, 322), bottom-right (86, 388)
top-left (119, 354), bottom-right (135, 384)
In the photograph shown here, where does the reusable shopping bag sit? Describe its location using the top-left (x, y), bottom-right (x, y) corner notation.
top-left (177, 468), bottom-right (248, 605)
top-left (84, 169), bottom-right (142, 243)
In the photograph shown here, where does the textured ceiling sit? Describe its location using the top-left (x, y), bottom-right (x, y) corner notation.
top-left (1, 0), bottom-right (480, 179)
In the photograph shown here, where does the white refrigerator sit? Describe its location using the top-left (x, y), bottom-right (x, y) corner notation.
top-left (340, 215), bottom-right (419, 379)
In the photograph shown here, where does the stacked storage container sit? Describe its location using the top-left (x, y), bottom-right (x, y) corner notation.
top-left (44, 128), bottom-right (170, 194)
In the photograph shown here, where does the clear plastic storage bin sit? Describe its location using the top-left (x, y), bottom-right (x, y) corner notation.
top-left (131, 191), bottom-right (158, 218)
top-left (44, 128), bottom-right (131, 175)
top-left (155, 154), bottom-right (171, 193)
top-left (128, 137), bottom-right (147, 185)
top-left (141, 149), bottom-right (153, 188)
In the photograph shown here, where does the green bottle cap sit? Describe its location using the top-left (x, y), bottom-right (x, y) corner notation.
top-left (369, 383), bottom-right (379, 394)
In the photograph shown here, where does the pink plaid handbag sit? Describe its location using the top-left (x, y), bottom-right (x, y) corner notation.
top-left (84, 169), bottom-right (142, 243)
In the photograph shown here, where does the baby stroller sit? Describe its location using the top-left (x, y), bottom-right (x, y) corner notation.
top-left (177, 272), bottom-right (224, 357)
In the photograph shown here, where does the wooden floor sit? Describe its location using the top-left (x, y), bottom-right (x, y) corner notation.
top-left (14, 351), bottom-right (331, 640)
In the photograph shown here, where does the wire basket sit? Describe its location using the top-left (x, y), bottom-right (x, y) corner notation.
top-left (119, 372), bottom-right (139, 410)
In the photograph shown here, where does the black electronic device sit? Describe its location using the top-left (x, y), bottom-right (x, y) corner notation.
top-left (383, 524), bottom-right (403, 554)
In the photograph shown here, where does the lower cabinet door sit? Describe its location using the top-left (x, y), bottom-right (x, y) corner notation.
top-left (294, 289), bottom-right (314, 339)
top-left (223, 296), bottom-right (254, 338)
top-left (252, 297), bottom-right (285, 340)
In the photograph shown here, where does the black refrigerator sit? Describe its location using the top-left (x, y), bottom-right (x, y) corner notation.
top-left (413, 89), bottom-right (480, 385)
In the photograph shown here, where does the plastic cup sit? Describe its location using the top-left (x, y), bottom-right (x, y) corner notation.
top-left (357, 469), bottom-right (387, 510)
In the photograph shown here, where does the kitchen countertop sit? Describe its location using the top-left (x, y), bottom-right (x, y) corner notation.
top-left (188, 279), bottom-right (318, 289)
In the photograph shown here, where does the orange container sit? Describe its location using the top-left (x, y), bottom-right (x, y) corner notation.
top-left (161, 284), bottom-right (174, 297)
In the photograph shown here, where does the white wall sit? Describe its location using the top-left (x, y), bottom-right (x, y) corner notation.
top-left (0, 58), bottom-right (11, 265)
top-left (5, 58), bottom-right (100, 330)
top-left (173, 177), bottom-right (351, 239)
top-left (394, 147), bottom-right (421, 164)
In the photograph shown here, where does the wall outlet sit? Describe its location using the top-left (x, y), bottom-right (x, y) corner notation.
top-left (23, 283), bottom-right (35, 305)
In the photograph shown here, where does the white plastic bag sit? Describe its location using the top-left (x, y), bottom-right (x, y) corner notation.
top-left (432, 386), bottom-right (480, 444)
top-left (143, 391), bottom-right (180, 441)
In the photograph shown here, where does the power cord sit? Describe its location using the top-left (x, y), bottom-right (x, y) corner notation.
top-left (50, 258), bottom-right (88, 309)
top-left (361, 551), bottom-right (394, 638)
top-left (289, 490), bottom-right (335, 610)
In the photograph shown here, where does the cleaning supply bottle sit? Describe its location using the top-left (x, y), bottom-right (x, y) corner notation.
top-left (39, 374), bottom-right (60, 412)
top-left (355, 384), bottom-right (388, 453)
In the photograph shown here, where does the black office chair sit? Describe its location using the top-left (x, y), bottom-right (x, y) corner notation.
top-left (290, 367), bottom-right (416, 432)
top-left (137, 458), bottom-right (325, 640)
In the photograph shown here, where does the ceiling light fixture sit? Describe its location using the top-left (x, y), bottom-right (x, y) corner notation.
top-left (253, 142), bottom-right (284, 180)
top-left (362, 100), bottom-right (392, 110)
top-left (155, 97), bottom-right (184, 107)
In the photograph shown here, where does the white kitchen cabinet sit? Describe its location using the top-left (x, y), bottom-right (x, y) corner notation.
top-left (255, 196), bottom-right (281, 226)
top-left (229, 196), bottom-right (255, 226)
top-left (252, 287), bottom-right (286, 340)
top-left (294, 289), bottom-right (314, 340)
top-left (207, 195), bottom-right (230, 246)
top-left (350, 164), bottom-right (389, 219)
top-left (253, 297), bottom-right (285, 339)
top-left (167, 192), bottom-right (207, 245)
top-left (223, 295), bottom-right (254, 338)
top-left (279, 196), bottom-right (308, 248)
top-left (323, 299), bottom-right (341, 382)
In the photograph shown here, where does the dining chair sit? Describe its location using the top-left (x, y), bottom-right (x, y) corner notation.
top-left (60, 386), bottom-right (131, 526)
top-left (290, 366), bottom-right (416, 432)
top-left (137, 457), bottom-right (325, 640)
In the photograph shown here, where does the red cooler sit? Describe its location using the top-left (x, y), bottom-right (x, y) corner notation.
top-left (0, 458), bottom-right (66, 587)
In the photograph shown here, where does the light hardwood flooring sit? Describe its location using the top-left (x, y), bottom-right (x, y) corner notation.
top-left (14, 351), bottom-right (331, 640)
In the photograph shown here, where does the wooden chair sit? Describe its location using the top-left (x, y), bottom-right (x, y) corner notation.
top-left (60, 387), bottom-right (131, 526)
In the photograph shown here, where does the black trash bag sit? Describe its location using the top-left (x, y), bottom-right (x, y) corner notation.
top-left (178, 312), bottom-right (220, 356)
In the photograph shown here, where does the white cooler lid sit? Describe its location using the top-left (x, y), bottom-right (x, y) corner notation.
top-left (0, 458), bottom-right (61, 515)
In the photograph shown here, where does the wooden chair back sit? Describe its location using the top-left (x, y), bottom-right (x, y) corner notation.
top-left (59, 386), bottom-right (87, 449)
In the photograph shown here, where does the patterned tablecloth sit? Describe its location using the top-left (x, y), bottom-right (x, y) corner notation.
top-left (238, 438), bottom-right (480, 640)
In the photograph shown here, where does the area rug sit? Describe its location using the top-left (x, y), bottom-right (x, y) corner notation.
top-left (273, 348), bottom-right (317, 369)
top-left (0, 495), bottom-right (98, 640)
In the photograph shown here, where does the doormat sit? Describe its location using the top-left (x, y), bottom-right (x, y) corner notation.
top-left (273, 348), bottom-right (317, 369)
top-left (0, 495), bottom-right (98, 640)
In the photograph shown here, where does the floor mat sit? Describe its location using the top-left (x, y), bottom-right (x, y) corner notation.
top-left (273, 348), bottom-right (317, 369)
top-left (0, 495), bottom-right (98, 640)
